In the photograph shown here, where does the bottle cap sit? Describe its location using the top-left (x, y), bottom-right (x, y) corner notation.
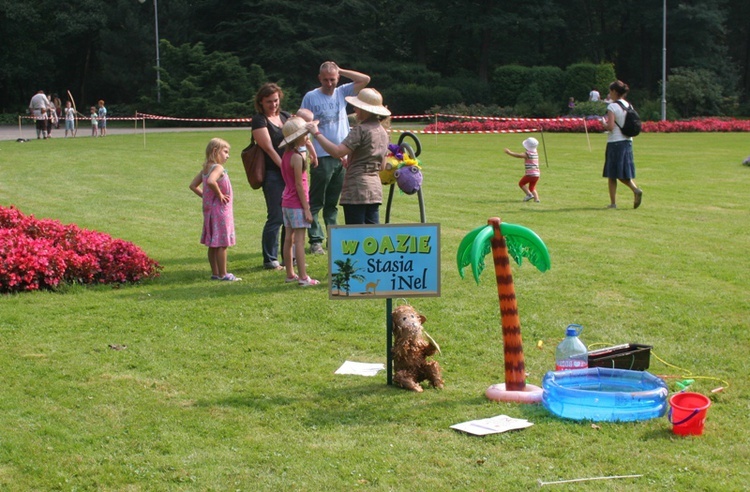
top-left (565, 324), bottom-right (583, 336)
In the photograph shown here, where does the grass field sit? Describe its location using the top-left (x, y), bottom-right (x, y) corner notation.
top-left (1, 129), bottom-right (749, 491)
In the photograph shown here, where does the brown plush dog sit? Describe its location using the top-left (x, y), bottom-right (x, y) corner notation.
top-left (391, 304), bottom-right (444, 392)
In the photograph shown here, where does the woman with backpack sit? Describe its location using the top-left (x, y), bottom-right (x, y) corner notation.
top-left (602, 80), bottom-right (643, 209)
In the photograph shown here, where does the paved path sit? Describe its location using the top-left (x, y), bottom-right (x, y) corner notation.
top-left (0, 124), bottom-right (247, 141)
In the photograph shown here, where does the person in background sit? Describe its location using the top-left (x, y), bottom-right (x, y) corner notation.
top-left (589, 88), bottom-right (600, 102)
top-left (52, 93), bottom-right (62, 126)
top-left (601, 80), bottom-right (642, 209)
top-left (64, 101), bottom-right (76, 137)
top-left (28, 90), bottom-right (50, 139)
top-left (46, 95), bottom-right (58, 137)
top-left (97, 100), bottom-right (107, 137)
top-left (252, 83), bottom-right (291, 270)
top-left (503, 137), bottom-right (541, 203)
top-left (305, 88), bottom-right (390, 225)
top-left (300, 61), bottom-right (370, 254)
top-left (90, 106), bottom-right (98, 137)
top-left (189, 138), bottom-right (240, 281)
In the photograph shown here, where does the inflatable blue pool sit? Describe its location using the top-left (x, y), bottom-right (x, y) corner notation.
top-left (542, 367), bottom-right (669, 422)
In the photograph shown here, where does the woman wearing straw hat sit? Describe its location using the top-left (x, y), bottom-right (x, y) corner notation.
top-left (305, 88), bottom-right (390, 225)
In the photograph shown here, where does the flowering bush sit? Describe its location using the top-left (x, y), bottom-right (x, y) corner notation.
top-left (0, 205), bottom-right (161, 293)
top-left (424, 117), bottom-right (750, 134)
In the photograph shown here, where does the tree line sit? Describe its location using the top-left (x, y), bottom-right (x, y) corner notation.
top-left (1, 0), bottom-right (748, 120)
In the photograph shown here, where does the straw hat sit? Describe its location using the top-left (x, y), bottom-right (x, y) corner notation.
top-left (522, 137), bottom-right (539, 151)
top-left (345, 88), bottom-right (391, 117)
top-left (279, 117), bottom-right (311, 147)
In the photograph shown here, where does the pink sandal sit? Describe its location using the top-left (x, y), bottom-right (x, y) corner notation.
top-left (298, 276), bottom-right (320, 287)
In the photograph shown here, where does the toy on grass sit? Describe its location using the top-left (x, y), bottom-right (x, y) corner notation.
top-left (381, 132), bottom-right (423, 195)
top-left (391, 303), bottom-right (444, 392)
top-left (457, 217), bottom-right (551, 403)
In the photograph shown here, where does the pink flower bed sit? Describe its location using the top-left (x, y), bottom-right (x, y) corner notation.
top-left (0, 205), bottom-right (161, 293)
top-left (424, 117), bottom-right (750, 133)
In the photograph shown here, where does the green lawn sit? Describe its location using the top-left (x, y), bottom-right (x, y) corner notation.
top-left (1, 129), bottom-right (748, 491)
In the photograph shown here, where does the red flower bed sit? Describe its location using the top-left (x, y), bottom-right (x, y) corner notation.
top-left (0, 205), bottom-right (161, 293)
top-left (424, 117), bottom-right (750, 133)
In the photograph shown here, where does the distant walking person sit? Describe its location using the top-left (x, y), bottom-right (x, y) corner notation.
top-left (300, 61), bottom-right (370, 254)
top-left (602, 80), bottom-right (642, 209)
top-left (503, 137), bottom-right (541, 203)
top-left (589, 88), bottom-right (600, 102)
top-left (28, 90), bottom-right (50, 139)
top-left (189, 138), bottom-right (240, 281)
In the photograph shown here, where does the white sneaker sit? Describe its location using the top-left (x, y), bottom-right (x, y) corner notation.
top-left (523, 194), bottom-right (534, 202)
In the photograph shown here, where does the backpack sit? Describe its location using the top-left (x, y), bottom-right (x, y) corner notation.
top-left (615, 100), bottom-right (641, 137)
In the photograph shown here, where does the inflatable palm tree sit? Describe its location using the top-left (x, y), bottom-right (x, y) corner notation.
top-left (457, 217), bottom-right (550, 400)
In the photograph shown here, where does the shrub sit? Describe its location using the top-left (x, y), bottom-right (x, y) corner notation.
top-left (565, 63), bottom-right (616, 102)
top-left (491, 65), bottom-right (530, 106)
top-left (384, 84), bottom-right (462, 115)
top-left (570, 101), bottom-right (607, 117)
top-left (442, 75), bottom-right (493, 105)
top-left (428, 103), bottom-right (514, 117)
top-left (529, 66), bottom-right (566, 105)
top-left (0, 206), bottom-right (161, 294)
top-left (668, 67), bottom-right (724, 117)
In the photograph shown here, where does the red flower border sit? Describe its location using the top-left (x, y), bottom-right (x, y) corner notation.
top-left (424, 117), bottom-right (750, 133)
top-left (1, 205), bottom-right (161, 293)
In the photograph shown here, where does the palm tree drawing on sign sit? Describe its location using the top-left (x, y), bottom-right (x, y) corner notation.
top-left (457, 217), bottom-right (550, 402)
top-left (333, 258), bottom-right (365, 296)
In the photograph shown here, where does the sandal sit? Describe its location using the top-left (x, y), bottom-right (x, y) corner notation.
top-left (220, 273), bottom-right (242, 281)
top-left (210, 275), bottom-right (221, 280)
top-left (264, 261), bottom-right (284, 271)
top-left (298, 276), bottom-right (320, 287)
top-left (285, 274), bottom-right (299, 283)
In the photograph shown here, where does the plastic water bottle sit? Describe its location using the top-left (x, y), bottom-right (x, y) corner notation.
top-left (555, 324), bottom-right (588, 371)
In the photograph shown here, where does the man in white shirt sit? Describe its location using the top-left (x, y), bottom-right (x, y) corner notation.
top-left (300, 62), bottom-right (370, 254)
top-left (29, 90), bottom-right (51, 139)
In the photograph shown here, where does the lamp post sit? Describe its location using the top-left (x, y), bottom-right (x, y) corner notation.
top-left (138, 0), bottom-right (161, 103)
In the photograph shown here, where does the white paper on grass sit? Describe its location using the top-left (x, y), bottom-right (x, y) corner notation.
top-left (450, 415), bottom-right (534, 436)
top-left (334, 361), bottom-right (385, 376)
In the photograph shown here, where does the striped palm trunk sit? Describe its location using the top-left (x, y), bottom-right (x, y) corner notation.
top-left (489, 217), bottom-right (526, 391)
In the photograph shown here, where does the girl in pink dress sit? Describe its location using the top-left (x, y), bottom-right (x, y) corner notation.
top-left (189, 138), bottom-right (240, 281)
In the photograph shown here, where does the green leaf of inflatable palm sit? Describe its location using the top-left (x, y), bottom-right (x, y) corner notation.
top-left (500, 223), bottom-right (551, 272)
top-left (457, 221), bottom-right (551, 285)
top-left (456, 225), bottom-right (489, 279)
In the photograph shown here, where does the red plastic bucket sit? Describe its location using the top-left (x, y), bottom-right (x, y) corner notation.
top-left (668, 392), bottom-right (711, 436)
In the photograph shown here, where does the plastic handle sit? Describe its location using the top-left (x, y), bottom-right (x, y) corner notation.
top-left (668, 407), bottom-right (700, 426)
top-left (566, 324), bottom-right (583, 336)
